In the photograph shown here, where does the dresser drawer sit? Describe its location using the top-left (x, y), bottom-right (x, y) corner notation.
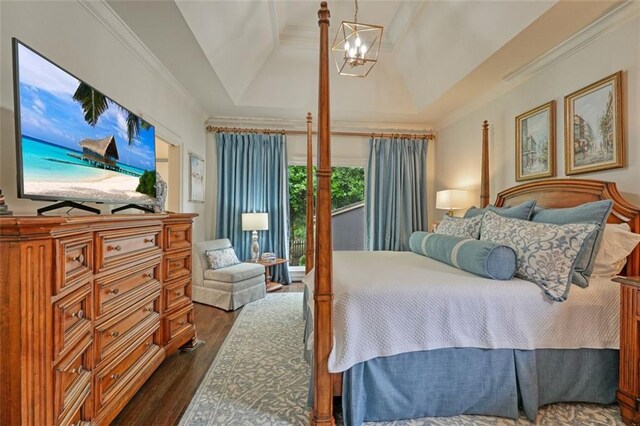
top-left (163, 249), bottom-right (192, 282)
top-left (94, 258), bottom-right (160, 319)
top-left (96, 226), bottom-right (162, 273)
top-left (164, 223), bottom-right (192, 252)
top-left (163, 304), bottom-right (195, 347)
top-left (53, 283), bottom-right (93, 362)
top-left (64, 407), bottom-right (92, 426)
top-left (95, 293), bottom-right (160, 364)
top-left (54, 234), bottom-right (93, 296)
top-left (163, 276), bottom-right (192, 312)
top-left (95, 327), bottom-right (163, 412)
top-left (54, 335), bottom-right (92, 425)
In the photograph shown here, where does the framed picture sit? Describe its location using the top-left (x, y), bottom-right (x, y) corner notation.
top-left (564, 71), bottom-right (624, 175)
top-left (189, 152), bottom-right (204, 202)
top-left (515, 100), bottom-right (556, 181)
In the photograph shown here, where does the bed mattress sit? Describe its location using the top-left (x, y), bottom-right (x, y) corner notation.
top-left (303, 251), bottom-right (619, 373)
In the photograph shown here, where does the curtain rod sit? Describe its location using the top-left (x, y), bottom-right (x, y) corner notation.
top-left (206, 125), bottom-right (435, 140)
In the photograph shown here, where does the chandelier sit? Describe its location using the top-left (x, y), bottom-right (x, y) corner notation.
top-left (331, 0), bottom-right (383, 77)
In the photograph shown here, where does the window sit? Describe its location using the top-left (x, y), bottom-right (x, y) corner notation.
top-left (288, 165), bottom-right (365, 266)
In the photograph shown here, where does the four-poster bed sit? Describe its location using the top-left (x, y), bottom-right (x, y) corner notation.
top-left (307, 2), bottom-right (640, 425)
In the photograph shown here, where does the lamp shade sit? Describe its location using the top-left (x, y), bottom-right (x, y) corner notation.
top-left (436, 190), bottom-right (468, 211)
top-left (242, 213), bottom-right (269, 231)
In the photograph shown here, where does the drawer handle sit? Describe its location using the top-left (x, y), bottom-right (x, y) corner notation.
top-left (144, 238), bottom-right (154, 244)
top-left (172, 232), bottom-right (181, 238)
top-left (68, 253), bottom-right (85, 263)
top-left (107, 244), bottom-right (122, 252)
top-left (68, 365), bottom-right (87, 375)
top-left (144, 307), bottom-right (154, 313)
top-left (111, 373), bottom-right (120, 380)
top-left (177, 320), bottom-right (187, 326)
top-left (171, 262), bottom-right (181, 268)
top-left (174, 291), bottom-right (182, 296)
top-left (145, 341), bottom-right (152, 347)
top-left (143, 272), bottom-right (153, 279)
top-left (110, 331), bottom-right (120, 338)
top-left (108, 288), bottom-right (120, 295)
top-left (71, 309), bottom-right (85, 319)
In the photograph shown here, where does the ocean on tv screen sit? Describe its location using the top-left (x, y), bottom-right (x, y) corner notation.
top-left (17, 42), bottom-right (156, 203)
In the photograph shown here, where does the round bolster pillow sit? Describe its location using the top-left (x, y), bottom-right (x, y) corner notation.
top-left (408, 231), bottom-right (517, 280)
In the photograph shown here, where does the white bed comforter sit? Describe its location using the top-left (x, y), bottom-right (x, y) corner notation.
top-left (303, 251), bottom-right (620, 373)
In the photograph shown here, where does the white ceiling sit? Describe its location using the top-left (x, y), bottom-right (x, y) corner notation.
top-left (107, 0), bottom-right (621, 128)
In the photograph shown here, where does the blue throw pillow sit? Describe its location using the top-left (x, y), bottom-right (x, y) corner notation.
top-left (531, 200), bottom-right (613, 288)
top-left (464, 200), bottom-right (537, 220)
top-left (409, 231), bottom-right (516, 280)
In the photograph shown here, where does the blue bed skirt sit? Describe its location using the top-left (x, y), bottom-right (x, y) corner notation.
top-left (303, 287), bottom-right (618, 426)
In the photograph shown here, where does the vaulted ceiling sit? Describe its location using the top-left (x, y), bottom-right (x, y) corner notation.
top-left (107, 0), bottom-right (620, 128)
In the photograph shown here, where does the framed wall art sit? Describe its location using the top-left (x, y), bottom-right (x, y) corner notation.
top-left (515, 100), bottom-right (556, 181)
top-left (564, 71), bottom-right (624, 175)
top-left (188, 152), bottom-right (205, 202)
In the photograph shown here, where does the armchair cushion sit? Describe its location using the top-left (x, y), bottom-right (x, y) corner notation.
top-left (204, 262), bottom-right (265, 283)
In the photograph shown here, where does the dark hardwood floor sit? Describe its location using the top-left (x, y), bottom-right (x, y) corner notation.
top-left (112, 282), bottom-right (304, 426)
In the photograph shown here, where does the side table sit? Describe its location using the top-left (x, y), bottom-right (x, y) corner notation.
top-left (246, 258), bottom-right (289, 292)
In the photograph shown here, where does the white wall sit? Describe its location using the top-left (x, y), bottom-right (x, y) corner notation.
top-left (435, 14), bottom-right (640, 219)
top-left (0, 1), bottom-right (208, 239)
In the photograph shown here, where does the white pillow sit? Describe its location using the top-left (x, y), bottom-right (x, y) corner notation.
top-left (592, 223), bottom-right (640, 277)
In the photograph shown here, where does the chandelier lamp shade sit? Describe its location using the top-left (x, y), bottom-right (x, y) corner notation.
top-left (331, 0), bottom-right (383, 77)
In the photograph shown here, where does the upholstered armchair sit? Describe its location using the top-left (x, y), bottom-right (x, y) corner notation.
top-left (192, 238), bottom-right (266, 311)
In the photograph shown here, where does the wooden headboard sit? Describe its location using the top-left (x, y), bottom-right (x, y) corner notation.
top-left (494, 178), bottom-right (640, 276)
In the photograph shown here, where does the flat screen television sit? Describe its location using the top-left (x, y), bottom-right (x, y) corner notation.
top-left (12, 38), bottom-right (157, 208)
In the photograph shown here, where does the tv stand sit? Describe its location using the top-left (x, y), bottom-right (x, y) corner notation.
top-left (111, 204), bottom-right (155, 214)
top-left (37, 200), bottom-right (100, 215)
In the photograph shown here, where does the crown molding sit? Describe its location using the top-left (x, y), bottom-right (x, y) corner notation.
top-left (503, 0), bottom-right (638, 82)
top-left (206, 115), bottom-right (434, 134)
top-left (437, 0), bottom-right (638, 130)
top-left (77, 0), bottom-right (208, 118)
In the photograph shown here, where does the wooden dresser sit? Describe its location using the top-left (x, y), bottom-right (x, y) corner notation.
top-left (0, 213), bottom-right (198, 426)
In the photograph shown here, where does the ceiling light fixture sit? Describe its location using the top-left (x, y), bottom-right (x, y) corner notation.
top-left (331, 0), bottom-right (383, 78)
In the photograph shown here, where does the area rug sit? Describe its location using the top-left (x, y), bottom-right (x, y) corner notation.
top-left (179, 293), bottom-right (622, 425)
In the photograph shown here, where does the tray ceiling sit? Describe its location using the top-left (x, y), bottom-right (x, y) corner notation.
top-left (107, 0), bottom-right (621, 127)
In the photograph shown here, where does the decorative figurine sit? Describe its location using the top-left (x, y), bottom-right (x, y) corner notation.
top-left (154, 172), bottom-right (167, 213)
top-left (0, 189), bottom-right (12, 215)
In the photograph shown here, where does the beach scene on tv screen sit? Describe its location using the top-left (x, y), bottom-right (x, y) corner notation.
top-left (17, 43), bottom-right (156, 204)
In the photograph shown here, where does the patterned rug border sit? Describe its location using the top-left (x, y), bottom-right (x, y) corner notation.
top-left (179, 292), bottom-right (310, 426)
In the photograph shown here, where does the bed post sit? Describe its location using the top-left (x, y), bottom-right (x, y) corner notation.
top-left (480, 120), bottom-right (490, 208)
top-left (311, 2), bottom-right (335, 426)
top-left (306, 112), bottom-right (315, 274)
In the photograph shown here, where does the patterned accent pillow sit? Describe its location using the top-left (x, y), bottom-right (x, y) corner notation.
top-left (480, 211), bottom-right (596, 301)
top-left (206, 247), bottom-right (240, 270)
top-left (435, 214), bottom-right (482, 239)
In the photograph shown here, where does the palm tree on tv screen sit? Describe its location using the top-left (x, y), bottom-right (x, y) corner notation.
top-left (72, 81), bottom-right (151, 145)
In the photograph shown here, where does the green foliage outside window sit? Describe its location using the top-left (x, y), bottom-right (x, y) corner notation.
top-left (288, 165), bottom-right (364, 240)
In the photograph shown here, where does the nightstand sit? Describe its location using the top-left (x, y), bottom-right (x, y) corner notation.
top-left (613, 276), bottom-right (640, 425)
top-left (246, 258), bottom-right (289, 292)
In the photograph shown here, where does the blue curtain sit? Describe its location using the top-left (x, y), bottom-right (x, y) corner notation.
top-left (366, 138), bottom-right (427, 251)
top-left (215, 132), bottom-right (291, 284)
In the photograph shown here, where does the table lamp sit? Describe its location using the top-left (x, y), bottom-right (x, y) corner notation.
top-left (242, 212), bottom-right (269, 262)
top-left (436, 189), bottom-right (468, 216)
